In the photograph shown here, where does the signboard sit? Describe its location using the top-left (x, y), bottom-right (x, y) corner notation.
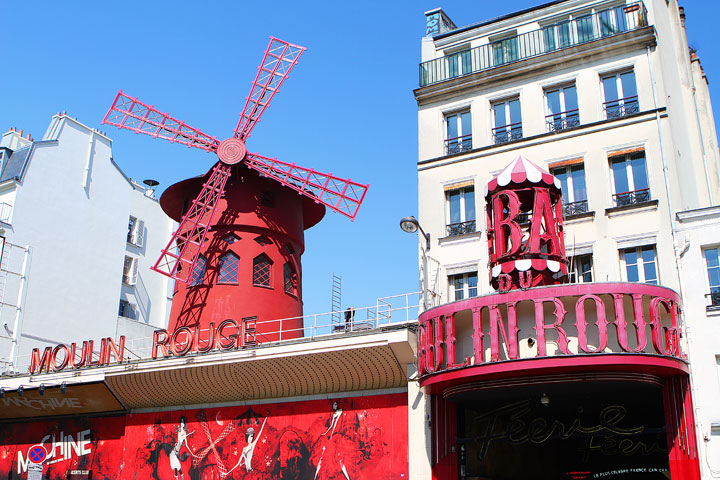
top-left (0, 382), bottom-right (124, 420)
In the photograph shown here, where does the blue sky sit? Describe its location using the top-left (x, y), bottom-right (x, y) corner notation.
top-left (1, 1), bottom-right (719, 319)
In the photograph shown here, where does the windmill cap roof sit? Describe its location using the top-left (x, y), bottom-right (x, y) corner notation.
top-left (485, 155), bottom-right (561, 197)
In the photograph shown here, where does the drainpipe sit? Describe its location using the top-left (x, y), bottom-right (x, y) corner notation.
top-left (7, 245), bottom-right (31, 372)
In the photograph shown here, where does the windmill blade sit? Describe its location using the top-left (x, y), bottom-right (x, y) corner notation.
top-left (234, 37), bottom-right (305, 141)
top-left (152, 163), bottom-right (232, 283)
top-left (245, 153), bottom-right (369, 221)
top-left (103, 90), bottom-right (220, 152)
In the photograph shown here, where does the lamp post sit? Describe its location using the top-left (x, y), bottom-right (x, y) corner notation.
top-left (400, 216), bottom-right (431, 311)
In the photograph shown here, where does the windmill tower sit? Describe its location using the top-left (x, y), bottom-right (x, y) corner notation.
top-left (103, 38), bottom-right (368, 342)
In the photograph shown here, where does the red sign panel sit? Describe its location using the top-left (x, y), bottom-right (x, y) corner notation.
top-left (0, 393), bottom-right (407, 479)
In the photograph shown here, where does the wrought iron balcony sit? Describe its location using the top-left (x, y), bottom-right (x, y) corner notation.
top-left (445, 134), bottom-right (472, 155)
top-left (420, 2), bottom-right (648, 86)
top-left (604, 96), bottom-right (640, 119)
top-left (563, 199), bottom-right (588, 217)
top-left (447, 220), bottom-right (476, 237)
top-left (706, 291), bottom-right (720, 308)
top-left (613, 188), bottom-right (650, 207)
top-left (493, 123), bottom-right (523, 144)
top-left (546, 110), bottom-right (580, 132)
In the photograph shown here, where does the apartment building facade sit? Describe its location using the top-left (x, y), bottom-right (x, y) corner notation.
top-left (415, 0), bottom-right (720, 478)
top-left (0, 114), bottom-right (176, 373)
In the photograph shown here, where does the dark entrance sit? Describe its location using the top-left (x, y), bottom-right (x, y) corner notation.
top-left (453, 379), bottom-right (671, 480)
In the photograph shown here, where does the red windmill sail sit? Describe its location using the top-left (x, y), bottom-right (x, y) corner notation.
top-left (103, 37), bottom-right (369, 284)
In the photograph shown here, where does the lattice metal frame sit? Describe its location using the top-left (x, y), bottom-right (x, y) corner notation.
top-left (253, 254), bottom-right (272, 287)
top-left (103, 37), bottom-right (369, 284)
top-left (218, 252), bottom-right (239, 284)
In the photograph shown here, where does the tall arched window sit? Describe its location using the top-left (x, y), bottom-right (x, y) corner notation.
top-left (190, 255), bottom-right (207, 286)
top-left (253, 254), bottom-right (272, 288)
top-left (218, 252), bottom-right (239, 284)
top-left (283, 262), bottom-right (297, 296)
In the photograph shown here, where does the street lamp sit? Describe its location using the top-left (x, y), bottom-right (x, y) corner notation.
top-left (400, 216), bottom-right (431, 311)
top-left (399, 216), bottom-right (430, 251)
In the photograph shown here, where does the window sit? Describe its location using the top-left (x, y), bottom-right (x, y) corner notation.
top-left (545, 85), bottom-right (579, 131)
top-left (447, 49), bottom-right (472, 78)
top-left (449, 272), bottom-right (478, 301)
top-left (622, 246), bottom-right (658, 284)
top-left (127, 216), bottom-right (144, 246)
top-left (602, 70), bottom-right (638, 118)
top-left (491, 36), bottom-right (518, 65)
top-left (568, 254), bottom-right (593, 283)
top-left (551, 163), bottom-right (587, 216)
top-left (705, 247), bottom-right (720, 307)
top-left (598, 6), bottom-right (629, 37)
top-left (446, 185), bottom-right (476, 236)
top-left (190, 255), bottom-right (207, 286)
top-left (284, 263), bottom-right (297, 296)
top-left (253, 254), bottom-right (272, 288)
top-left (118, 300), bottom-right (136, 319)
top-left (543, 20), bottom-right (572, 51)
top-left (122, 255), bottom-right (138, 285)
top-left (492, 98), bottom-right (522, 144)
top-left (223, 234), bottom-right (240, 244)
top-left (445, 110), bottom-right (472, 154)
top-left (610, 152), bottom-right (650, 206)
top-left (218, 252), bottom-right (239, 284)
top-left (254, 235), bottom-right (272, 246)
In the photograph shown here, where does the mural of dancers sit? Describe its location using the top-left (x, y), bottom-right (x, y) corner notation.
top-left (170, 416), bottom-right (195, 480)
top-left (228, 416), bottom-right (267, 475)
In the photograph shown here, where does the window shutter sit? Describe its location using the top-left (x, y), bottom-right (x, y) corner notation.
top-left (130, 257), bottom-right (139, 285)
top-left (123, 256), bottom-right (132, 284)
top-left (136, 220), bottom-right (145, 247)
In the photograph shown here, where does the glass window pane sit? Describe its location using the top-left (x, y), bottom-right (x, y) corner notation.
top-left (447, 53), bottom-right (459, 78)
top-left (505, 37), bottom-right (518, 62)
top-left (464, 189), bottom-right (476, 221)
top-left (446, 114), bottom-right (458, 139)
top-left (461, 111), bottom-right (472, 137)
top-left (453, 276), bottom-right (465, 301)
top-left (448, 191), bottom-right (461, 224)
top-left (570, 165), bottom-right (587, 201)
top-left (559, 22), bottom-right (571, 47)
top-left (708, 267), bottom-right (720, 289)
top-left (580, 256), bottom-right (593, 282)
top-left (509, 99), bottom-right (522, 125)
top-left (626, 264), bottom-right (639, 282)
top-left (630, 155), bottom-right (648, 191)
top-left (547, 90), bottom-right (561, 116)
top-left (706, 248), bottom-right (720, 268)
top-left (563, 86), bottom-right (578, 112)
top-left (468, 273), bottom-right (478, 298)
top-left (494, 103), bottom-right (507, 128)
top-left (543, 26), bottom-right (557, 51)
top-left (603, 76), bottom-right (619, 102)
top-left (460, 50), bottom-right (472, 74)
top-left (641, 247), bottom-right (657, 284)
top-left (554, 168), bottom-right (570, 204)
top-left (621, 71), bottom-right (637, 99)
top-left (576, 15), bottom-right (594, 42)
top-left (611, 159), bottom-right (630, 193)
top-left (218, 253), bottom-right (239, 284)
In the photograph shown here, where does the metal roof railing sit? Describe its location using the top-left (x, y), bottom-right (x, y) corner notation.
top-left (420, 2), bottom-right (648, 87)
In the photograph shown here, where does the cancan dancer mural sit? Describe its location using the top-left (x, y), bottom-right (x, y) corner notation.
top-left (0, 393), bottom-right (407, 479)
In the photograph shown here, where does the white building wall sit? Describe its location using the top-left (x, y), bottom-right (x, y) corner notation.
top-left (0, 115), bottom-right (175, 372)
top-left (415, 0), bottom-right (720, 477)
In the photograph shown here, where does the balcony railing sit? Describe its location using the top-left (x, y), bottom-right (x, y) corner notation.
top-left (613, 188), bottom-right (650, 207)
top-left (446, 220), bottom-right (476, 237)
top-left (604, 96), bottom-right (639, 119)
top-left (419, 2), bottom-right (648, 86)
top-left (563, 199), bottom-right (588, 217)
top-left (546, 110), bottom-right (580, 132)
top-left (445, 134), bottom-right (473, 155)
top-left (0, 203), bottom-right (12, 223)
top-left (706, 291), bottom-right (720, 308)
top-left (493, 123), bottom-right (523, 144)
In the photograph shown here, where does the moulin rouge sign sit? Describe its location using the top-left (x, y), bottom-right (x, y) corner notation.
top-left (29, 319), bottom-right (252, 374)
top-left (417, 283), bottom-right (683, 378)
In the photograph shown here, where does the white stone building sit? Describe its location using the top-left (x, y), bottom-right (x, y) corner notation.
top-left (0, 114), bottom-right (175, 373)
top-left (414, 0), bottom-right (720, 476)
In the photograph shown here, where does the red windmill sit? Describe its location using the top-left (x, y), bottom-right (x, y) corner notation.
top-left (103, 37), bottom-right (368, 342)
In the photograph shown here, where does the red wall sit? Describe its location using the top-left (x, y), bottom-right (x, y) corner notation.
top-left (0, 393), bottom-right (407, 480)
